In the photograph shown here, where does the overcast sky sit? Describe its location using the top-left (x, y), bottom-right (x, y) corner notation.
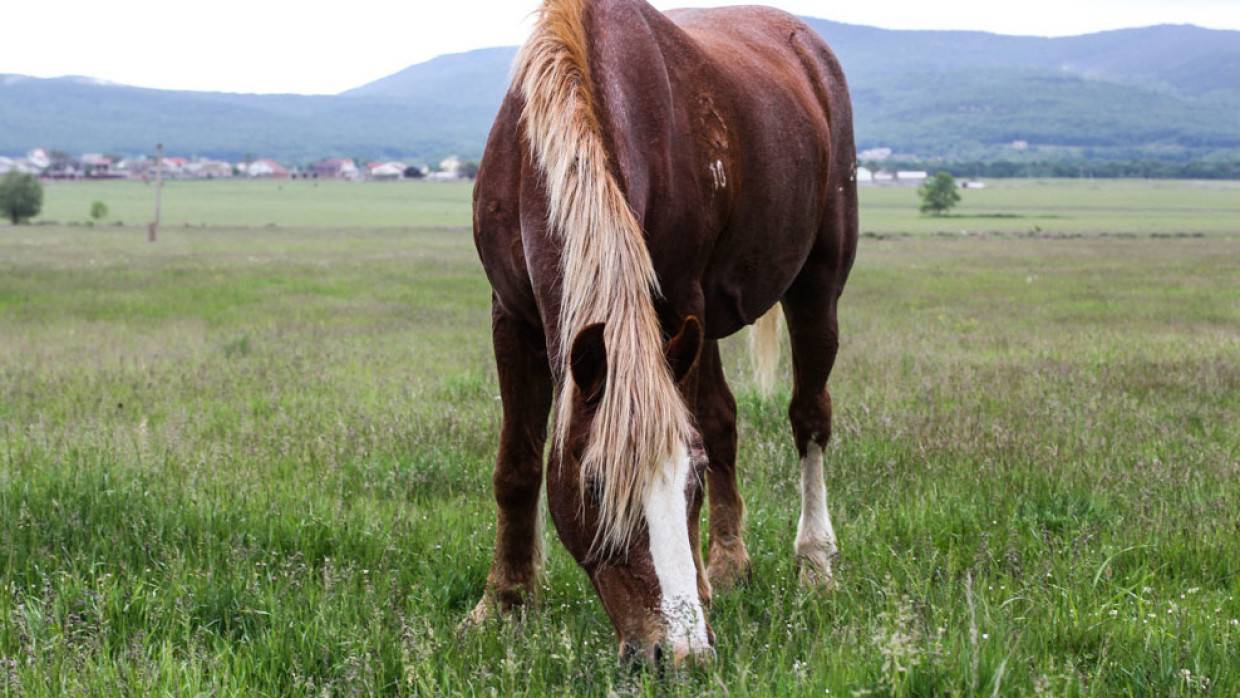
top-left (4, 1), bottom-right (1238, 94)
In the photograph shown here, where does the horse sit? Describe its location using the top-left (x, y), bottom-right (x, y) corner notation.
top-left (469, 0), bottom-right (858, 663)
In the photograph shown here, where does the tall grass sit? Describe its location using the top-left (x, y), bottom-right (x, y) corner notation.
top-left (1, 183), bottom-right (1238, 694)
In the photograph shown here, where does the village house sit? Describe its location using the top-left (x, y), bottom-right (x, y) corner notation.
top-left (183, 158), bottom-right (234, 179)
top-left (868, 170), bottom-right (930, 186)
top-left (116, 157), bottom-right (152, 178)
top-left (242, 159), bottom-right (290, 178)
top-left (26, 149), bottom-right (51, 170)
top-left (439, 156), bottom-right (462, 175)
top-left (161, 157), bottom-right (188, 177)
top-left (3, 155), bottom-right (43, 175)
top-left (311, 158), bottom-right (359, 180)
top-left (426, 156), bottom-right (466, 181)
top-left (368, 161), bottom-right (406, 180)
top-left (81, 154), bottom-right (125, 179)
top-left (44, 155), bottom-right (83, 180)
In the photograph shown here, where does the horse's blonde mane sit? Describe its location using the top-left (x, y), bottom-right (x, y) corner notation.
top-left (515, 0), bottom-right (693, 554)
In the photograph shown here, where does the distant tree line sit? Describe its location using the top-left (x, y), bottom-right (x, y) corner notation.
top-left (866, 159), bottom-right (1240, 181)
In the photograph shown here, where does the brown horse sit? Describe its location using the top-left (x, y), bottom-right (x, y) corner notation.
top-left (470, 0), bottom-right (858, 663)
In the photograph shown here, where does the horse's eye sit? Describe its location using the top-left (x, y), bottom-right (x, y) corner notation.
top-left (690, 441), bottom-right (709, 469)
top-left (585, 477), bottom-right (604, 505)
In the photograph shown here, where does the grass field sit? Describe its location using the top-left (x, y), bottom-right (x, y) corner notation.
top-left (1, 180), bottom-right (1238, 695)
top-left (30, 177), bottom-right (1240, 235)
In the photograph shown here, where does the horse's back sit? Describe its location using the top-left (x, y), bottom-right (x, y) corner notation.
top-left (669, 5), bottom-right (850, 130)
top-left (665, 5), bottom-right (857, 334)
top-left (475, 1), bottom-right (858, 339)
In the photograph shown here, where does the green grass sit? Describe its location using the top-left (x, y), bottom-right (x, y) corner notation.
top-left (857, 179), bottom-right (1240, 236)
top-left (34, 180), bottom-right (477, 229)
top-left (1, 181), bottom-right (1238, 695)
top-left (31, 177), bottom-right (1240, 236)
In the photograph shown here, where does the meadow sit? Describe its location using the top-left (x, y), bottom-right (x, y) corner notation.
top-left (1, 179), bottom-right (1238, 695)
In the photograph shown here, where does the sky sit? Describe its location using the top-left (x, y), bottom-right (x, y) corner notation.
top-left (3, 0), bottom-right (1239, 95)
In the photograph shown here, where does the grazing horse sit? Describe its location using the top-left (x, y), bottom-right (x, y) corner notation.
top-left (470, 0), bottom-right (858, 663)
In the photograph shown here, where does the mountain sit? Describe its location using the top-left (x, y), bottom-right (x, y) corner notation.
top-left (2, 21), bottom-right (1239, 163)
top-left (800, 21), bottom-right (1240, 158)
top-left (0, 74), bottom-right (493, 163)
top-left (798, 22), bottom-right (1240, 95)
top-left (342, 47), bottom-right (516, 110)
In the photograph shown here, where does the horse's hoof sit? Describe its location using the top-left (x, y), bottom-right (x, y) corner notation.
top-left (796, 553), bottom-right (837, 591)
top-left (458, 598), bottom-right (494, 633)
top-left (459, 588), bottom-right (538, 633)
top-left (707, 543), bottom-right (753, 593)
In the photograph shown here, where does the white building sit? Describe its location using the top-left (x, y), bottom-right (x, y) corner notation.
top-left (855, 166), bottom-right (874, 185)
top-left (184, 159), bottom-right (235, 179)
top-left (312, 158), bottom-right (360, 180)
top-left (242, 159), bottom-right (289, 178)
top-left (369, 162), bottom-right (406, 180)
top-left (439, 156), bottom-right (462, 176)
top-left (26, 148), bottom-right (51, 170)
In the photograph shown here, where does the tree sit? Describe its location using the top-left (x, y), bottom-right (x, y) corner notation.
top-left (458, 160), bottom-right (480, 179)
top-left (403, 165), bottom-right (425, 179)
top-left (0, 172), bottom-right (43, 225)
top-left (918, 171), bottom-right (961, 215)
top-left (90, 201), bottom-right (109, 222)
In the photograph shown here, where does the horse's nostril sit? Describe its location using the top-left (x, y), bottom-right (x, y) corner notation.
top-left (619, 642), bottom-right (638, 663)
top-left (619, 641), bottom-right (664, 672)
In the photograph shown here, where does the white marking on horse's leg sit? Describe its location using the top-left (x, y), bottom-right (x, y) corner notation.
top-left (644, 445), bottom-right (710, 660)
top-left (796, 442), bottom-right (838, 586)
top-left (535, 485), bottom-right (547, 572)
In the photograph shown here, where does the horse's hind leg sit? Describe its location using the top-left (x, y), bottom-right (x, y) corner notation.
top-left (465, 299), bottom-right (553, 625)
top-left (782, 270), bottom-right (843, 588)
top-left (697, 340), bottom-right (752, 591)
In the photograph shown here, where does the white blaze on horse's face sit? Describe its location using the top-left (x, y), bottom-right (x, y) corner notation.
top-left (642, 443), bottom-right (711, 660)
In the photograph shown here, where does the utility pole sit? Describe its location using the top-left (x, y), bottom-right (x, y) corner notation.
top-left (149, 143), bottom-right (164, 243)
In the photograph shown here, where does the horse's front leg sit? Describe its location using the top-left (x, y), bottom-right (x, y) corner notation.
top-left (696, 340), bottom-right (752, 593)
top-left (465, 301), bottom-right (553, 625)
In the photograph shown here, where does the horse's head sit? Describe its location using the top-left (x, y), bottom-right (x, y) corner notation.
top-left (547, 316), bottom-right (714, 665)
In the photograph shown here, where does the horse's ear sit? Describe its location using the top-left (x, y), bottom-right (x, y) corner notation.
top-left (570, 323), bottom-right (608, 405)
top-left (665, 316), bottom-right (704, 384)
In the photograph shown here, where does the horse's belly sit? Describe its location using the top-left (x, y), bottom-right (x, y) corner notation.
top-left (692, 226), bottom-right (809, 339)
